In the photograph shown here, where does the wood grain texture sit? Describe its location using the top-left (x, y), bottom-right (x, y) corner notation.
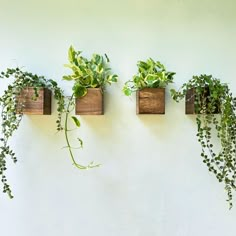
top-left (16, 88), bottom-right (52, 115)
top-left (185, 88), bottom-right (220, 114)
top-left (75, 88), bottom-right (104, 115)
top-left (185, 88), bottom-right (195, 114)
top-left (136, 88), bottom-right (165, 114)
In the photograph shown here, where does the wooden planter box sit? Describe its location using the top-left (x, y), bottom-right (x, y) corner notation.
top-left (16, 88), bottom-right (52, 115)
top-left (186, 88), bottom-right (220, 114)
top-left (136, 88), bottom-right (165, 114)
top-left (75, 88), bottom-right (104, 115)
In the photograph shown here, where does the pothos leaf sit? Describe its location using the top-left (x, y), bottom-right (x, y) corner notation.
top-left (68, 45), bottom-right (76, 63)
top-left (71, 116), bottom-right (81, 127)
top-left (63, 75), bottom-right (74, 81)
top-left (123, 87), bottom-right (132, 96)
top-left (73, 84), bottom-right (87, 98)
top-left (108, 74), bottom-right (118, 83)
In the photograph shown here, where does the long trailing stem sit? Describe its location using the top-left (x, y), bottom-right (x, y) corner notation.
top-left (202, 114), bottom-right (222, 173)
top-left (171, 74), bottom-right (236, 209)
top-left (64, 94), bottom-right (99, 169)
top-left (0, 67), bottom-right (66, 198)
top-left (0, 99), bottom-right (23, 198)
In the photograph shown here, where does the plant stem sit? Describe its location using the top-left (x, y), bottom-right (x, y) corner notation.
top-left (64, 95), bottom-right (99, 169)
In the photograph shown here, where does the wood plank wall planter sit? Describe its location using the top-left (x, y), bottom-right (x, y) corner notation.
top-left (185, 88), bottom-right (196, 114)
top-left (136, 88), bottom-right (165, 114)
top-left (185, 88), bottom-right (220, 114)
top-left (16, 87), bottom-right (52, 115)
top-left (75, 88), bottom-right (104, 115)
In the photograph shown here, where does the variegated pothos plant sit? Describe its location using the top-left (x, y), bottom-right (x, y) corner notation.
top-left (123, 58), bottom-right (175, 96)
top-left (62, 46), bottom-right (118, 169)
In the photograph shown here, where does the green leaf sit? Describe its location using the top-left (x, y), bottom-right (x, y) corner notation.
top-left (123, 87), bottom-right (132, 96)
top-left (48, 80), bottom-right (57, 86)
top-left (145, 74), bottom-right (157, 85)
top-left (63, 75), bottom-right (74, 81)
top-left (108, 75), bottom-right (118, 83)
top-left (133, 75), bottom-right (141, 84)
top-left (104, 54), bottom-right (110, 63)
top-left (71, 116), bottom-right (81, 127)
top-left (155, 61), bottom-right (165, 70)
top-left (138, 61), bottom-right (149, 70)
top-left (92, 54), bottom-right (103, 65)
top-left (73, 84), bottom-right (87, 98)
top-left (97, 64), bottom-right (104, 74)
top-left (68, 46), bottom-right (76, 63)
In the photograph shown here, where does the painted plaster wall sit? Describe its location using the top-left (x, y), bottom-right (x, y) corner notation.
top-left (0, 0), bottom-right (236, 235)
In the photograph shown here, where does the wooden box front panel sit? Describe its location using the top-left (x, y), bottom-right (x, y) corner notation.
top-left (185, 88), bottom-right (195, 114)
top-left (16, 88), bottom-right (51, 115)
top-left (75, 88), bottom-right (104, 115)
top-left (136, 88), bottom-right (165, 114)
top-left (185, 88), bottom-right (220, 114)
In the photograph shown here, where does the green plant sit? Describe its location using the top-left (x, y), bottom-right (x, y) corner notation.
top-left (123, 58), bottom-right (175, 96)
top-left (62, 46), bottom-right (118, 169)
top-left (63, 46), bottom-right (118, 97)
top-left (0, 67), bottom-right (65, 198)
top-left (171, 74), bottom-right (236, 209)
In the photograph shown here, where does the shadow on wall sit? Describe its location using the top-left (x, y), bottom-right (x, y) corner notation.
top-left (136, 92), bottom-right (191, 138)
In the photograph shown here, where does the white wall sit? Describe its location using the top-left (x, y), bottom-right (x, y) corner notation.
top-left (0, 0), bottom-right (236, 235)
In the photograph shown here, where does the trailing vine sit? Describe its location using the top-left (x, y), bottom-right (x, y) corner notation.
top-left (0, 67), bottom-right (65, 198)
top-left (63, 94), bottom-right (100, 169)
top-left (171, 75), bottom-right (236, 209)
top-left (62, 45), bottom-right (118, 169)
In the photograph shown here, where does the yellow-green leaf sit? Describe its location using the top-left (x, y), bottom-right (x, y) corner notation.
top-left (71, 116), bottom-right (81, 127)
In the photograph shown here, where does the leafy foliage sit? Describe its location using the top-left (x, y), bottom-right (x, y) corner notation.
top-left (171, 74), bottom-right (236, 209)
top-left (63, 45), bottom-right (118, 98)
top-left (0, 67), bottom-right (65, 198)
top-left (123, 58), bottom-right (175, 96)
top-left (62, 46), bottom-right (118, 169)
